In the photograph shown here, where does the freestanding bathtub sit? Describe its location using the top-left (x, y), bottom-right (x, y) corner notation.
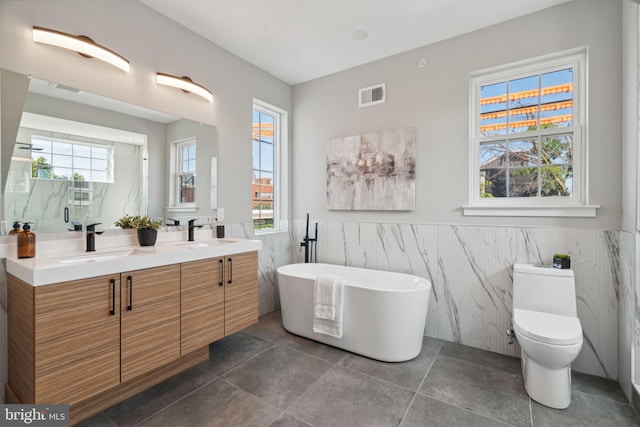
top-left (277, 263), bottom-right (431, 362)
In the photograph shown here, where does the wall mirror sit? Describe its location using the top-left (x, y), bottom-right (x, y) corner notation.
top-left (1, 71), bottom-right (218, 233)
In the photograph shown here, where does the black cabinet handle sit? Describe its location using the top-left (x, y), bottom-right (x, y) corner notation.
top-left (127, 275), bottom-right (133, 311)
top-left (219, 259), bottom-right (224, 286)
top-left (110, 278), bottom-right (116, 315)
top-left (227, 258), bottom-right (233, 284)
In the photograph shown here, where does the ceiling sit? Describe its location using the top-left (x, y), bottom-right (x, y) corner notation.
top-left (139, 0), bottom-right (571, 85)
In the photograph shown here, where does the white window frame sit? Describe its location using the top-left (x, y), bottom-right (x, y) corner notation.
top-left (252, 99), bottom-right (288, 234)
top-left (167, 137), bottom-right (197, 213)
top-left (464, 47), bottom-right (598, 217)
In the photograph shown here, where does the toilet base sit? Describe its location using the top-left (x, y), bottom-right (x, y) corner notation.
top-left (521, 352), bottom-right (572, 409)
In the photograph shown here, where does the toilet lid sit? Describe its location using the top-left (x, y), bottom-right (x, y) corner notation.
top-left (513, 309), bottom-right (582, 345)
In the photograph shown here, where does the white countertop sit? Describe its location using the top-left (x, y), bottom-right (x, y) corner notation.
top-left (7, 237), bottom-right (262, 286)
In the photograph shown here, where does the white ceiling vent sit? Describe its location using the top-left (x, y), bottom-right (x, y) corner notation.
top-left (358, 83), bottom-right (385, 107)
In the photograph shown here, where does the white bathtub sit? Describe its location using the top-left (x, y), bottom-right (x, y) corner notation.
top-left (277, 263), bottom-right (431, 362)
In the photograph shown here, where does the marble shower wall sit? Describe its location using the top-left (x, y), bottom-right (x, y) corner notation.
top-left (619, 231), bottom-right (635, 398)
top-left (288, 219), bottom-right (620, 379)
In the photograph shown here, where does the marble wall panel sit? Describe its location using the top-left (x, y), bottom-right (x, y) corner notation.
top-left (619, 231), bottom-right (635, 398)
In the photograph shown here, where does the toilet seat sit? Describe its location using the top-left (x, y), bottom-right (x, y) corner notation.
top-left (513, 309), bottom-right (582, 346)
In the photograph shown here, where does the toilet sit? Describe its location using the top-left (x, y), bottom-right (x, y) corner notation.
top-left (512, 263), bottom-right (583, 409)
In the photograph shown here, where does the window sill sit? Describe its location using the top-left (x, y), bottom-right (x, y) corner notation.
top-left (462, 205), bottom-right (599, 217)
top-left (166, 206), bottom-right (199, 214)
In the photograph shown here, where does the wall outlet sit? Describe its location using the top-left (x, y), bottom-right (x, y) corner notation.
top-left (217, 208), bottom-right (224, 222)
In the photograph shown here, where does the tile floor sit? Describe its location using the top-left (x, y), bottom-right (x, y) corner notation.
top-left (79, 311), bottom-right (640, 427)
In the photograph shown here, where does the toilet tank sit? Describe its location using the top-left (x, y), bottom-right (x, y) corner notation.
top-left (513, 263), bottom-right (577, 317)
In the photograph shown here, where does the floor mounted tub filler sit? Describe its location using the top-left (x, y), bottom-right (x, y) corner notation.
top-left (277, 263), bottom-right (432, 362)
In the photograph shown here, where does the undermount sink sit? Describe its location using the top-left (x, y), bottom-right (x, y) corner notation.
top-left (56, 249), bottom-right (138, 263)
top-left (176, 239), bottom-right (236, 249)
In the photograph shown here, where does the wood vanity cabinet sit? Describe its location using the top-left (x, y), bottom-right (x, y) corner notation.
top-left (7, 250), bottom-right (258, 425)
top-left (180, 251), bottom-right (258, 355)
top-left (8, 273), bottom-right (121, 406)
top-left (120, 264), bottom-right (181, 382)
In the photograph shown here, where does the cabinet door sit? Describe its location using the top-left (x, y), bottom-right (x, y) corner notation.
top-left (181, 258), bottom-right (225, 355)
top-left (224, 251), bottom-right (258, 336)
top-left (121, 264), bottom-right (181, 382)
top-left (34, 274), bottom-right (121, 404)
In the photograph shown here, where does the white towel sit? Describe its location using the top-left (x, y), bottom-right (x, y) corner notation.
top-left (313, 274), bottom-right (344, 338)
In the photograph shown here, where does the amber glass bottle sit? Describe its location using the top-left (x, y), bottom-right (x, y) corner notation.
top-left (8, 221), bottom-right (22, 235)
top-left (17, 222), bottom-right (35, 258)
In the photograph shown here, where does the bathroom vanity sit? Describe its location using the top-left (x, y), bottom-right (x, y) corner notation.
top-left (4, 238), bottom-right (260, 425)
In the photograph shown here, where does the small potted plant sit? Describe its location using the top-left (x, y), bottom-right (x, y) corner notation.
top-left (552, 253), bottom-right (571, 269)
top-left (115, 214), bottom-right (163, 246)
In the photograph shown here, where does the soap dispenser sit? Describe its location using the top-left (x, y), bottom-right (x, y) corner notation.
top-left (17, 222), bottom-right (36, 258)
top-left (9, 221), bottom-right (22, 235)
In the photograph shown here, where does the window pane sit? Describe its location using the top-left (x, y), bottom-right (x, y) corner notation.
top-left (74, 157), bottom-right (91, 169)
top-left (480, 142), bottom-right (506, 167)
top-left (92, 170), bottom-right (107, 182)
top-left (480, 82), bottom-right (507, 136)
top-left (52, 154), bottom-right (72, 168)
top-left (540, 134), bottom-right (572, 165)
top-left (179, 174), bottom-right (195, 203)
top-left (73, 144), bottom-right (91, 157)
top-left (508, 75), bottom-right (539, 134)
top-left (260, 141), bottom-right (274, 173)
top-left (52, 167), bottom-right (72, 179)
top-left (92, 147), bottom-right (109, 159)
top-left (92, 158), bottom-right (108, 171)
top-left (74, 169), bottom-right (90, 181)
top-left (252, 139), bottom-right (261, 170)
top-left (541, 68), bottom-right (573, 128)
top-left (541, 166), bottom-right (572, 197)
top-left (509, 167), bottom-right (538, 197)
top-left (52, 141), bottom-right (72, 155)
top-left (508, 139), bottom-right (537, 166)
top-left (480, 169), bottom-right (506, 198)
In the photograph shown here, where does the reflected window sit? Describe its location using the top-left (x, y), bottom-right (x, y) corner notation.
top-left (469, 48), bottom-right (587, 212)
top-left (30, 136), bottom-right (113, 183)
top-left (176, 139), bottom-right (196, 205)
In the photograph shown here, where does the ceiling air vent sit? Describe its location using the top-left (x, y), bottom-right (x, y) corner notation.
top-left (358, 83), bottom-right (385, 107)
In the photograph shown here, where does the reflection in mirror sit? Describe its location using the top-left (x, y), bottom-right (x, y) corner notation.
top-left (2, 74), bottom-right (219, 233)
top-left (7, 112), bottom-right (149, 232)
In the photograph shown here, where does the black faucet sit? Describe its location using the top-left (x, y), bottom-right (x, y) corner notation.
top-left (188, 219), bottom-right (203, 241)
top-left (300, 213), bottom-right (318, 263)
top-left (86, 223), bottom-right (103, 252)
top-left (166, 218), bottom-right (180, 226)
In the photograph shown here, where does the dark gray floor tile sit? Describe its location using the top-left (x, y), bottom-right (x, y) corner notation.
top-left (204, 332), bottom-right (275, 376)
top-left (244, 311), bottom-right (299, 344)
top-left (420, 355), bottom-right (530, 427)
top-left (104, 363), bottom-right (218, 427)
top-left (532, 389), bottom-right (640, 427)
top-left (284, 333), bottom-right (348, 364)
top-left (136, 378), bottom-right (280, 427)
top-left (268, 412), bottom-right (313, 427)
top-left (339, 337), bottom-right (440, 391)
top-left (572, 370), bottom-right (629, 403)
top-left (74, 411), bottom-right (117, 427)
top-left (401, 394), bottom-right (514, 427)
top-left (288, 365), bottom-right (415, 427)
top-left (222, 345), bottom-right (333, 410)
top-left (439, 341), bottom-right (521, 376)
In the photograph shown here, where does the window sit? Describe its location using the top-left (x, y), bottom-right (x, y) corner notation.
top-left (30, 136), bottom-right (113, 183)
top-left (466, 48), bottom-right (596, 217)
top-left (252, 99), bottom-right (288, 233)
top-left (174, 139), bottom-right (196, 207)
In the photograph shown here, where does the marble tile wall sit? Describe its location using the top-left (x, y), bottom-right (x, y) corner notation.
top-left (282, 220), bottom-right (620, 379)
top-left (618, 231), bottom-right (635, 399)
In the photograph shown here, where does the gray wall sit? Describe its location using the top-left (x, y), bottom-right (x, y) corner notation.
top-left (0, 0), bottom-right (293, 224)
top-left (292, 0), bottom-right (622, 229)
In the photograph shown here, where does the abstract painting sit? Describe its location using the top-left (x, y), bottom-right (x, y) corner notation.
top-left (326, 127), bottom-right (415, 210)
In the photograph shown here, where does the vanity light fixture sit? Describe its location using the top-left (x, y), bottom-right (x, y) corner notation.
top-left (32, 26), bottom-right (130, 73)
top-left (156, 73), bottom-right (213, 103)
